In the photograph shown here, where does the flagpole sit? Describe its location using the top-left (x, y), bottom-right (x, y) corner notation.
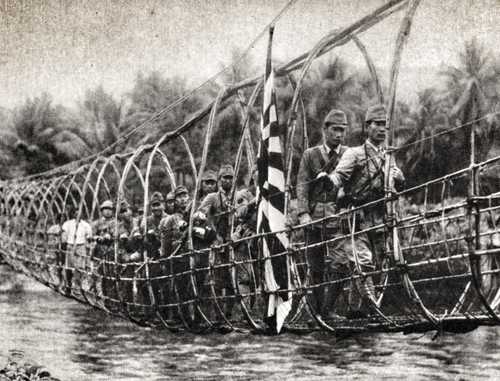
top-left (266, 25), bottom-right (274, 79)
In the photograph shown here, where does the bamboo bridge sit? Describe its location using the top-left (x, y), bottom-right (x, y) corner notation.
top-left (1, 0), bottom-right (500, 335)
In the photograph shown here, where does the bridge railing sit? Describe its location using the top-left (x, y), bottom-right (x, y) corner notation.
top-left (1, 153), bottom-right (500, 333)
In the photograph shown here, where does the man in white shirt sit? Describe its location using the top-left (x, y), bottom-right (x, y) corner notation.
top-left (61, 206), bottom-right (92, 294)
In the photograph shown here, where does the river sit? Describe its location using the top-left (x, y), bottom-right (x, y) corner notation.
top-left (0, 264), bottom-right (499, 380)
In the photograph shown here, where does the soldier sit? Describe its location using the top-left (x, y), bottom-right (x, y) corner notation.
top-left (199, 170), bottom-right (218, 204)
top-left (46, 212), bottom-right (64, 287)
top-left (232, 189), bottom-right (259, 301)
top-left (133, 192), bottom-right (168, 317)
top-left (198, 165), bottom-right (234, 242)
top-left (197, 164), bottom-right (236, 318)
top-left (91, 200), bottom-right (122, 307)
top-left (142, 191), bottom-right (167, 260)
top-left (159, 185), bottom-right (216, 323)
top-left (92, 200), bottom-right (115, 260)
top-left (296, 109), bottom-right (349, 318)
top-left (114, 199), bottom-right (137, 304)
top-left (165, 191), bottom-right (176, 215)
top-left (232, 168), bottom-right (258, 244)
top-left (320, 104), bottom-right (405, 317)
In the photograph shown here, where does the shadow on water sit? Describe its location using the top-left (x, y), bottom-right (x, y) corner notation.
top-left (1, 265), bottom-right (500, 380)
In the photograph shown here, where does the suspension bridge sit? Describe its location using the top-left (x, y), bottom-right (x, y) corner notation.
top-left (1, 0), bottom-right (500, 336)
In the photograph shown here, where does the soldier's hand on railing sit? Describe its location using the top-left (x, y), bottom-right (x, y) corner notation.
top-left (119, 233), bottom-right (129, 246)
top-left (102, 233), bottom-right (112, 244)
top-left (178, 220), bottom-right (188, 231)
top-left (193, 211), bottom-right (207, 222)
top-left (192, 226), bottom-right (206, 239)
top-left (298, 212), bottom-right (312, 226)
top-left (204, 227), bottom-right (217, 243)
top-left (316, 171), bottom-right (329, 181)
top-left (130, 251), bottom-right (142, 262)
top-left (316, 171), bottom-right (334, 190)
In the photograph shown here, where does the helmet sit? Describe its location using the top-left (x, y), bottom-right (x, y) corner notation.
top-left (174, 185), bottom-right (189, 197)
top-left (218, 164), bottom-right (234, 179)
top-left (150, 191), bottom-right (164, 206)
top-left (365, 104), bottom-right (387, 123)
top-left (100, 200), bottom-right (114, 210)
top-left (324, 109), bottom-right (348, 126)
top-left (202, 170), bottom-right (217, 182)
top-left (166, 191), bottom-right (175, 201)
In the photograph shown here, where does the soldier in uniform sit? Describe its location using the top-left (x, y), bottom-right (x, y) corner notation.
top-left (46, 212), bottom-right (64, 287)
top-left (159, 185), bottom-right (216, 323)
top-left (296, 109), bottom-right (349, 318)
top-left (199, 170), bottom-right (218, 204)
top-left (321, 104), bottom-right (405, 316)
top-left (165, 191), bottom-right (176, 215)
top-left (133, 191), bottom-right (168, 316)
top-left (142, 191), bottom-right (167, 260)
top-left (198, 165), bottom-right (234, 242)
top-left (91, 200), bottom-right (120, 307)
top-left (197, 164), bottom-right (237, 318)
top-left (114, 200), bottom-right (137, 304)
top-left (92, 200), bottom-right (115, 261)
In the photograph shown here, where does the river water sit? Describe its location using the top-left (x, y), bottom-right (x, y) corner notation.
top-left (0, 265), bottom-right (499, 380)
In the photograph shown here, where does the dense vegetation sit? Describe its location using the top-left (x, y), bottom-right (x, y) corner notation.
top-left (0, 39), bottom-right (498, 194)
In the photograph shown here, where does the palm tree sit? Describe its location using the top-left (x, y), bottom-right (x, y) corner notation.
top-left (12, 93), bottom-right (93, 174)
top-left (0, 107), bottom-right (18, 179)
top-left (440, 38), bottom-right (499, 165)
top-left (77, 85), bottom-right (131, 155)
top-left (398, 88), bottom-right (451, 189)
top-left (305, 56), bottom-right (356, 142)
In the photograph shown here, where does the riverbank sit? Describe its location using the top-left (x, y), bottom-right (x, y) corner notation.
top-left (0, 350), bottom-right (60, 381)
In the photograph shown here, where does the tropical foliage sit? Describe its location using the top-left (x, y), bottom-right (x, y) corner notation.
top-left (0, 39), bottom-right (498, 201)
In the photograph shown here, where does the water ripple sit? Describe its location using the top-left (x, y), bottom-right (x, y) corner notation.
top-left (1, 267), bottom-right (500, 380)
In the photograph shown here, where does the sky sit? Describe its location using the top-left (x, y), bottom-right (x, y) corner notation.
top-left (0, 0), bottom-right (498, 109)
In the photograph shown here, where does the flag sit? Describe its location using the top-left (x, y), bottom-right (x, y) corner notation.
top-left (256, 25), bottom-right (292, 334)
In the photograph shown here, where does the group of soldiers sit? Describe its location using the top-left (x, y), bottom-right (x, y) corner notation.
top-left (0, 102), bottom-right (404, 323)
top-left (45, 163), bottom-right (255, 322)
top-left (296, 103), bottom-right (404, 319)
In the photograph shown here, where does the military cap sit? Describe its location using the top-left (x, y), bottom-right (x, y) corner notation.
top-left (174, 185), bottom-right (189, 197)
top-left (218, 164), bottom-right (235, 178)
top-left (324, 109), bottom-right (348, 127)
top-left (166, 191), bottom-right (175, 201)
top-left (202, 170), bottom-right (217, 182)
top-left (150, 191), bottom-right (164, 205)
top-left (100, 200), bottom-right (114, 210)
top-left (365, 104), bottom-right (387, 123)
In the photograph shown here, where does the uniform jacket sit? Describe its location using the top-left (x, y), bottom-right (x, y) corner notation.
top-left (140, 213), bottom-right (167, 236)
top-left (159, 206), bottom-right (214, 256)
top-left (330, 140), bottom-right (405, 224)
top-left (159, 212), bottom-right (187, 256)
top-left (296, 144), bottom-right (348, 222)
top-left (198, 190), bottom-right (232, 241)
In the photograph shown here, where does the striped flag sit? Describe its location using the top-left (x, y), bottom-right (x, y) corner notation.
top-left (256, 25), bottom-right (292, 334)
